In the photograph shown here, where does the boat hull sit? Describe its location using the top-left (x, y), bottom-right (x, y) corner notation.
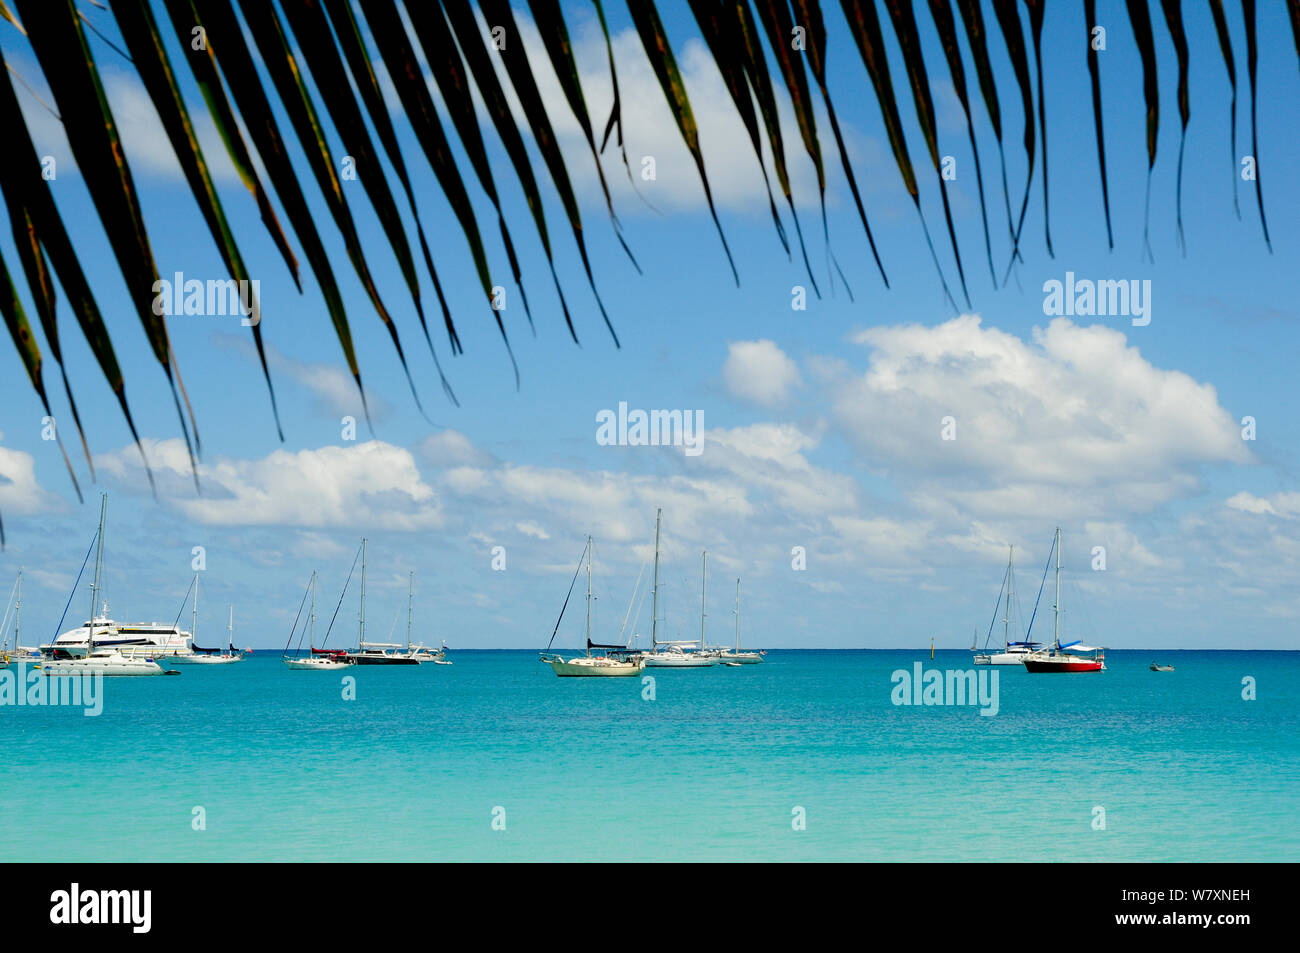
top-left (973, 652), bottom-right (1030, 665)
top-left (169, 654), bottom-right (242, 665)
top-left (346, 654), bottom-right (419, 665)
top-left (40, 654), bottom-right (163, 676)
top-left (1022, 657), bottom-right (1105, 673)
top-left (712, 652), bottom-right (763, 664)
top-left (547, 656), bottom-right (645, 677)
top-left (283, 657), bottom-right (347, 671)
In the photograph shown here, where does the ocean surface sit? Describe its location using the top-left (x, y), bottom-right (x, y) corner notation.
top-left (1, 649), bottom-right (1296, 862)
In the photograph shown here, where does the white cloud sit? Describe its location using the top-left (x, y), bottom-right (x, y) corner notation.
top-left (832, 315), bottom-right (1249, 520)
top-left (1226, 491), bottom-right (1300, 519)
top-left (0, 445), bottom-right (60, 516)
top-left (723, 340), bottom-right (802, 407)
top-left (96, 439), bottom-right (442, 530)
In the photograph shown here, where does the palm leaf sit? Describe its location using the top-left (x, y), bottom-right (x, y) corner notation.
top-left (792, 0), bottom-right (888, 288)
top-left (1243, 0), bottom-right (1271, 250)
top-left (474, 0), bottom-right (625, 342)
top-left (840, 0), bottom-right (957, 311)
top-left (991, 0), bottom-right (1035, 282)
top-left (954, 0), bottom-right (1018, 263)
top-left (8, 202), bottom-right (94, 479)
top-left (320, 0), bottom-right (462, 388)
top-left (281, 0), bottom-right (456, 406)
top-left (686, 0), bottom-right (791, 260)
top-left (401, 0), bottom-right (537, 338)
top-left (591, 0), bottom-right (641, 201)
top-left (111, 0), bottom-right (284, 440)
top-left (1125, 0), bottom-right (1158, 260)
top-left (181, 0), bottom-right (372, 422)
top-left (1207, 0), bottom-right (1239, 218)
top-left (16, 0), bottom-right (199, 485)
top-left (360, 0), bottom-right (519, 384)
top-left (0, 248), bottom-right (81, 503)
top-left (231, 0), bottom-right (428, 419)
top-left (883, 0), bottom-right (969, 307)
top-left (927, 0), bottom-right (995, 285)
top-left (733, 0), bottom-right (821, 297)
top-left (1023, 0), bottom-right (1051, 257)
top-left (158, 0), bottom-right (300, 287)
top-left (1084, 0), bottom-right (1113, 248)
top-left (526, 0), bottom-right (641, 271)
top-left (625, 0), bottom-right (739, 284)
top-left (0, 49), bottom-right (155, 493)
top-left (1158, 0), bottom-right (1190, 254)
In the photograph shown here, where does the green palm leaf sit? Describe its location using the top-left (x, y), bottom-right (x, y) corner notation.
top-left (1243, 0), bottom-right (1270, 250)
top-left (1023, 0), bottom-right (1051, 257)
top-left (16, 0), bottom-right (200, 485)
top-left (1084, 0), bottom-right (1113, 248)
top-left (1125, 0), bottom-right (1158, 260)
top-left (1158, 0), bottom-right (1190, 254)
top-left (626, 0), bottom-right (739, 285)
top-left (991, 0), bottom-right (1035, 281)
top-left (1207, 0), bottom-right (1238, 218)
top-left (111, 0), bottom-right (284, 440)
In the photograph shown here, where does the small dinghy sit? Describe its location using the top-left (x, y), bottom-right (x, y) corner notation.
top-left (1150, 662), bottom-right (1175, 672)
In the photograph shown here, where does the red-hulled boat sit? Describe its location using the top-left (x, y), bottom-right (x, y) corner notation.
top-left (1020, 527), bottom-right (1106, 673)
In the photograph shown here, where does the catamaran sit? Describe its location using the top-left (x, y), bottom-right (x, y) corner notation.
top-left (345, 539), bottom-right (418, 665)
top-left (973, 546), bottom-right (1042, 665)
top-left (40, 496), bottom-right (163, 677)
top-left (1021, 528), bottom-right (1106, 673)
top-left (541, 534), bottom-right (646, 677)
top-left (711, 578), bottom-right (764, 664)
top-left (283, 571), bottom-right (349, 670)
top-left (642, 519), bottom-right (715, 668)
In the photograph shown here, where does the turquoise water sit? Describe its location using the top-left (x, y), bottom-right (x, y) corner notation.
top-left (1, 650), bottom-right (1296, 861)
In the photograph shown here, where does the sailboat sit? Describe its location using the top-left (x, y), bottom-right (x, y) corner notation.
top-left (1, 570), bottom-right (38, 667)
top-left (284, 571), bottom-right (348, 670)
top-left (40, 496), bottom-right (163, 677)
top-left (541, 535), bottom-right (645, 677)
top-left (171, 577), bottom-right (243, 664)
top-left (346, 539), bottom-right (418, 665)
top-left (1021, 528), bottom-right (1106, 673)
top-left (643, 524), bottom-right (715, 668)
top-left (402, 571), bottom-right (450, 664)
top-left (712, 578), bottom-right (764, 664)
top-left (973, 546), bottom-right (1042, 665)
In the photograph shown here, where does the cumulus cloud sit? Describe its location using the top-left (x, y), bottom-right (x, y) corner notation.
top-left (723, 340), bottom-right (802, 407)
top-left (832, 316), bottom-right (1249, 520)
top-left (0, 445), bottom-right (61, 516)
top-left (96, 439), bottom-right (442, 530)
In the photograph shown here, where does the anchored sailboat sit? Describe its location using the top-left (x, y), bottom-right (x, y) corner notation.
top-left (541, 534), bottom-right (645, 677)
top-left (973, 546), bottom-right (1042, 665)
top-left (40, 496), bottom-right (163, 676)
top-left (284, 571), bottom-right (348, 670)
top-left (346, 539), bottom-right (418, 665)
top-left (713, 578), bottom-right (764, 664)
top-left (643, 520), bottom-right (715, 668)
top-left (1022, 528), bottom-right (1106, 673)
top-left (171, 578), bottom-right (243, 664)
top-left (403, 571), bottom-right (450, 664)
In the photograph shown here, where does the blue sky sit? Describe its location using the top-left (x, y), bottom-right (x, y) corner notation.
top-left (0, 1), bottom-right (1297, 650)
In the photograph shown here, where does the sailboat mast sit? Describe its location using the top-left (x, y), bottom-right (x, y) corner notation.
top-left (585, 536), bottom-right (593, 657)
top-left (1053, 527), bottom-right (1061, 647)
top-left (310, 571), bottom-right (317, 650)
top-left (700, 551), bottom-right (707, 648)
top-left (735, 578), bottom-right (740, 652)
top-left (193, 572), bottom-right (199, 645)
top-left (1003, 546), bottom-right (1012, 649)
top-left (228, 605), bottom-right (234, 652)
top-left (359, 538), bottom-right (367, 647)
top-left (407, 571), bottom-right (413, 652)
top-left (651, 509), bottom-right (661, 650)
top-left (88, 495), bottom-right (106, 655)
top-left (14, 568), bottom-right (20, 649)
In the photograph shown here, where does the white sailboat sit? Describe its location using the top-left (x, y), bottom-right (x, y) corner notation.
top-left (712, 578), bottom-right (764, 664)
top-left (346, 539), bottom-right (418, 665)
top-left (403, 571), bottom-right (450, 664)
top-left (170, 577), bottom-right (243, 664)
top-left (643, 534), bottom-right (715, 668)
top-left (40, 496), bottom-right (163, 677)
top-left (284, 571), bottom-right (348, 670)
top-left (973, 546), bottom-right (1041, 665)
top-left (1, 570), bottom-right (38, 667)
top-left (541, 535), bottom-right (645, 677)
